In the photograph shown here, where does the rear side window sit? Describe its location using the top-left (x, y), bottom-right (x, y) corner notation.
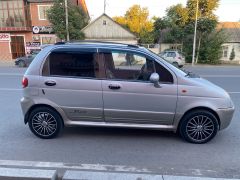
top-left (42, 50), bottom-right (101, 78)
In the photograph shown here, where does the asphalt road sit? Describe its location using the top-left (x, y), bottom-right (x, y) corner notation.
top-left (0, 65), bottom-right (239, 178)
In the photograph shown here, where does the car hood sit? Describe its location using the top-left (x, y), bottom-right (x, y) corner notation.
top-left (180, 76), bottom-right (230, 99)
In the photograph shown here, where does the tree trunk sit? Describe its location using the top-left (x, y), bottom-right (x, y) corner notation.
top-left (196, 36), bottom-right (201, 64)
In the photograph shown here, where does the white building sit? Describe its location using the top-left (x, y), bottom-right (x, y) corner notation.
top-left (219, 22), bottom-right (240, 64)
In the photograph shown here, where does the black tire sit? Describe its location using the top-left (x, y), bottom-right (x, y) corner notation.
top-left (172, 62), bottom-right (179, 67)
top-left (179, 110), bottom-right (219, 144)
top-left (18, 60), bottom-right (26, 67)
top-left (28, 107), bottom-right (63, 139)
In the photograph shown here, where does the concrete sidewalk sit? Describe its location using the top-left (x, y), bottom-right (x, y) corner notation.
top-left (0, 167), bottom-right (239, 180)
top-left (0, 60), bottom-right (15, 67)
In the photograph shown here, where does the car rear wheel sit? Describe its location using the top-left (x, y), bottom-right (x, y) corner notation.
top-left (18, 60), bottom-right (26, 67)
top-left (28, 107), bottom-right (63, 139)
top-left (179, 110), bottom-right (218, 144)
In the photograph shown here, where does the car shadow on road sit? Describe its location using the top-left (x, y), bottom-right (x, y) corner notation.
top-left (62, 126), bottom-right (181, 141)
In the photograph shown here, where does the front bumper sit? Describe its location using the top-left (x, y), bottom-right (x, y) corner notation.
top-left (217, 107), bottom-right (235, 130)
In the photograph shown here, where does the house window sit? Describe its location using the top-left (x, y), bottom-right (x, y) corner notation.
top-left (103, 20), bottom-right (107, 25)
top-left (0, 0), bottom-right (26, 27)
top-left (38, 5), bottom-right (51, 20)
top-left (222, 46), bottom-right (228, 58)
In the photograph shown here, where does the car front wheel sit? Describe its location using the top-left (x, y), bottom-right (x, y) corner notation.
top-left (179, 110), bottom-right (219, 144)
top-left (28, 107), bottom-right (63, 139)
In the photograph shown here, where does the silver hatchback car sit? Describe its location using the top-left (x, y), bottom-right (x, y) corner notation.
top-left (21, 42), bottom-right (235, 143)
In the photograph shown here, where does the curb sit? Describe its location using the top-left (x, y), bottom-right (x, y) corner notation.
top-left (0, 167), bottom-right (238, 180)
top-left (0, 167), bottom-right (57, 180)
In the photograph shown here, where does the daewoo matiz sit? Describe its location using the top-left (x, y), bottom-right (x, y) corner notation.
top-left (21, 41), bottom-right (235, 143)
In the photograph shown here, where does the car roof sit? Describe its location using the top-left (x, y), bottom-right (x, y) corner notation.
top-left (54, 41), bottom-right (140, 49)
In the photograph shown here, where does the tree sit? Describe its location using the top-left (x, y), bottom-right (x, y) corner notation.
top-left (47, 0), bottom-right (88, 41)
top-left (230, 48), bottom-right (235, 60)
top-left (113, 5), bottom-right (153, 43)
top-left (195, 18), bottom-right (217, 63)
top-left (166, 4), bottom-right (189, 27)
top-left (187, 0), bottom-right (220, 20)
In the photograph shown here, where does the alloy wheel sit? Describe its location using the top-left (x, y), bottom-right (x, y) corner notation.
top-left (31, 112), bottom-right (57, 137)
top-left (186, 115), bottom-right (214, 142)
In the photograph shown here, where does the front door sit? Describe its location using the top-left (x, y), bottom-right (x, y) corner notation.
top-left (10, 36), bottom-right (25, 59)
top-left (100, 49), bottom-right (178, 125)
top-left (40, 48), bottom-right (105, 122)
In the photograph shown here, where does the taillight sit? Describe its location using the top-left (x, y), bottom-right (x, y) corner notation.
top-left (22, 77), bottom-right (28, 88)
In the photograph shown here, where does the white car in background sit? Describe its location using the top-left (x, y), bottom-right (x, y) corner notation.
top-left (159, 50), bottom-right (185, 68)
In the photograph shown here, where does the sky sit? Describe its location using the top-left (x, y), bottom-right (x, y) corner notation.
top-left (85, 0), bottom-right (240, 22)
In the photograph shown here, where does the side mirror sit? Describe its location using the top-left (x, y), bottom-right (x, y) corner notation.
top-left (150, 73), bottom-right (161, 88)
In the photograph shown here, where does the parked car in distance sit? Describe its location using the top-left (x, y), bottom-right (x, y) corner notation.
top-left (21, 41), bottom-right (234, 143)
top-left (15, 49), bottom-right (40, 67)
top-left (159, 50), bottom-right (185, 68)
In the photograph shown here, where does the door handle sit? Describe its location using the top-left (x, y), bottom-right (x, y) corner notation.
top-left (45, 80), bottom-right (56, 86)
top-left (108, 84), bottom-right (121, 90)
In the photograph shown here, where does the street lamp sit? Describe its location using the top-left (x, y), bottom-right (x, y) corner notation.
top-left (65, 0), bottom-right (70, 41)
top-left (192, 0), bottom-right (199, 66)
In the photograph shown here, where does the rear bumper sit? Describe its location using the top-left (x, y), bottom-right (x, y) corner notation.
top-left (217, 107), bottom-right (235, 130)
top-left (20, 97), bottom-right (35, 124)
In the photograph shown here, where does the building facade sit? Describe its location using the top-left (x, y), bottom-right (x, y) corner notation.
top-left (82, 14), bottom-right (137, 45)
top-left (0, 0), bottom-right (88, 61)
top-left (218, 22), bottom-right (240, 64)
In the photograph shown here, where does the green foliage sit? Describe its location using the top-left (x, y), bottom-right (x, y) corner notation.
top-left (152, 0), bottom-right (224, 64)
top-left (47, 0), bottom-right (88, 41)
top-left (198, 30), bottom-right (226, 64)
top-left (183, 29), bottom-right (226, 64)
top-left (166, 4), bottom-right (189, 27)
top-left (230, 48), bottom-right (235, 60)
top-left (152, 17), bottom-right (170, 43)
top-left (139, 30), bottom-right (155, 44)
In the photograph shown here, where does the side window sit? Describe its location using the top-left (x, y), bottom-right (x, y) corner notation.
top-left (167, 52), bottom-right (176, 58)
top-left (154, 61), bottom-right (173, 83)
top-left (103, 51), bottom-right (154, 81)
top-left (42, 50), bottom-right (101, 78)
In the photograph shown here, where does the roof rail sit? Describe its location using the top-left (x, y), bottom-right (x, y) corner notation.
top-left (54, 40), bottom-right (139, 48)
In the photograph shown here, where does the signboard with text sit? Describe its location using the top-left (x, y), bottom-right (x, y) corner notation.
top-left (0, 33), bottom-right (10, 41)
top-left (32, 26), bottom-right (54, 34)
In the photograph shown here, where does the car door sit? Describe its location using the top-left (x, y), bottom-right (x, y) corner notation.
top-left (40, 47), bottom-right (104, 122)
top-left (165, 52), bottom-right (176, 63)
top-left (100, 49), bottom-right (178, 125)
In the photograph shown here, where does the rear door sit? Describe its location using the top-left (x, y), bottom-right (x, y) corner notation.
top-left (100, 49), bottom-right (178, 125)
top-left (40, 47), bottom-right (105, 122)
top-left (165, 52), bottom-right (176, 63)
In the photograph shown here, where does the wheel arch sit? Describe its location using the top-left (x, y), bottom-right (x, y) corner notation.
top-left (24, 104), bottom-right (64, 126)
top-left (177, 107), bottom-right (220, 132)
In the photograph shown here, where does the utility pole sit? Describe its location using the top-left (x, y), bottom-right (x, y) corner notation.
top-left (65, 0), bottom-right (70, 41)
top-left (104, 0), bottom-right (106, 14)
top-left (192, 0), bottom-right (199, 66)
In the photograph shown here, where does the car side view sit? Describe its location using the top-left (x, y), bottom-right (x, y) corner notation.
top-left (21, 41), bottom-right (235, 143)
top-left (159, 50), bottom-right (185, 68)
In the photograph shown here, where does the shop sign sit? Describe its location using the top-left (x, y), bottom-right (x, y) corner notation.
top-left (0, 33), bottom-right (10, 41)
top-left (26, 42), bottom-right (41, 49)
top-left (32, 26), bottom-right (54, 34)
